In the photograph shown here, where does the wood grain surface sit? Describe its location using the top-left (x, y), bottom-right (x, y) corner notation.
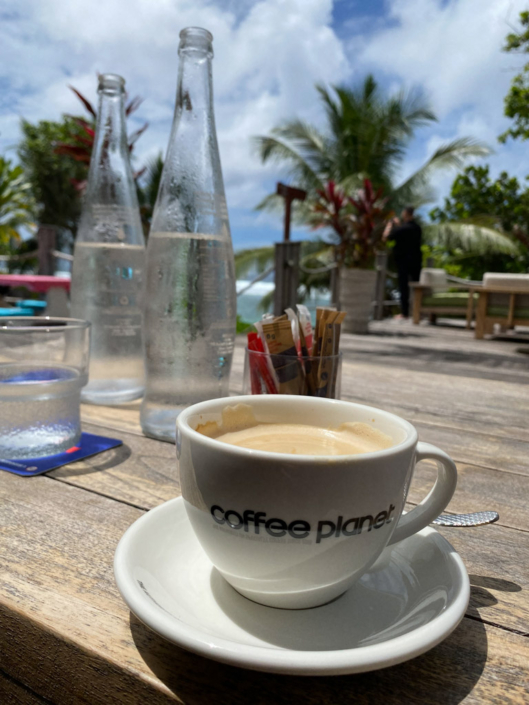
top-left (1, 471), bottom-right (528, 704)
top-left (2, 322), bottom-right (528, 704)
top-left (0, 671), bottom-right (49, 705)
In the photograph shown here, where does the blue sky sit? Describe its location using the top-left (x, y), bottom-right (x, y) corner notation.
top-left (0, 0), bottom-right (526, 252)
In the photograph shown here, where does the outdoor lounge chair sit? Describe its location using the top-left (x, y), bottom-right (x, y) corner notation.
top-left (474, 273), bottom-right (529, 339)
top-left (411, 268), bottom-right (480, 327)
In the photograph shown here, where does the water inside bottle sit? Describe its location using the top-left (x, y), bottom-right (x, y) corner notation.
top-left (71, 241), bottom-right (145, 404)
top-left (140, 232), bottom-right (235, 440)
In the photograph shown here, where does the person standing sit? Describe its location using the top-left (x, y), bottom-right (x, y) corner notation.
top-left (383, 206), bottom-right (423, 319)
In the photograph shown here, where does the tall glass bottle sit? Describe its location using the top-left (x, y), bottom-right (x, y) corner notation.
top-left (140, 28), bottom-right (236, 441)
top-left (71, 74), bottom-right (145, 405)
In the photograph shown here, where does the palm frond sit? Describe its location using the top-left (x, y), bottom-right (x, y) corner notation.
top-left (425, 221), bottom-right (519, 256)
top-left (392, 138), bottom-right (491, 207)
top-left (271, 120), bottom-right (328, 156)
top-left (234, 246), bottom-right (274, 278)
top-left (253, 134), bottom-right (323, 190)
top-left (388, 87), bottom-right (437, 136)
top-left (427, 137), bottom-right (491, 170)
top-left (254, 192), bottom-right (284, 213)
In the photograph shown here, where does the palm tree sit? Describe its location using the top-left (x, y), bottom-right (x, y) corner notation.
top-left (255, 76), bottom-right (489, 216)
top-left (252, 76), bottom-right (520, 274)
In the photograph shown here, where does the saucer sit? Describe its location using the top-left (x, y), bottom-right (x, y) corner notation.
top-left (114, 497), bottom-right (469, 676)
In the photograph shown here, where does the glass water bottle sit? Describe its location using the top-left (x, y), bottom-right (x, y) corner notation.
top-left (140, 28), bottom-right (236, 441)
top-left (71, 74), bottom-right (145, 405)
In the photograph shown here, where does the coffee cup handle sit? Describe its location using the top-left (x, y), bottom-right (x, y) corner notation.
top-left (388, 442), bottom-right (457, 546)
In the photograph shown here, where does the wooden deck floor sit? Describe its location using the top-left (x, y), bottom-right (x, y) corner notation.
top-left (341, 318), bottom-right (529, 385)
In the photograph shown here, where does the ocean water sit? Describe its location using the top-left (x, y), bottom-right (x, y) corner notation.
top-left (236, 281), bottom-right (330, 326)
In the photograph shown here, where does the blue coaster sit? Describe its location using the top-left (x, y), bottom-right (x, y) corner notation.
top-left (0, 432), bottom-right (123, 476)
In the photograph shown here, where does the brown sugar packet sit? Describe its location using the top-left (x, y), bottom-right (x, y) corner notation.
top-left (296, 312), bottom-right (311, 395)
top-left (262, 318), bottom-right (304, 394)
top-left (330, 314), bottom-right (346, 397)
top-left (315, 311), bottom-right (346, 398)
top-left (311, 308), bottom-right (339, 392)
top-left (313, 306), bottom-right (337, 356)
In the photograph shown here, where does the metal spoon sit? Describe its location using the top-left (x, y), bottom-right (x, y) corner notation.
top-left (432, 511), bottom-right (499, 527)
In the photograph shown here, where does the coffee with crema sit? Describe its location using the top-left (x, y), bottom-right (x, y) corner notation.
top-left (181, 396), bottom-right (458, 608)
top-left (196, 404), bottom-right (394, 456)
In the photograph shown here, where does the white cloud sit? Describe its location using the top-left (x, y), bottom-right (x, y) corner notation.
top-left (2, 0), bottom-right (527, 241)
top-left (358, 0), bottom-right (526, 119)
top-left (0, 0), bottom-right (349, 219)
top-left (349, 0), bottom-right (529, 209)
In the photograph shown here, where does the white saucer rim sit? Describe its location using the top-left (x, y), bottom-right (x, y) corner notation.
top-left (114, 497), bottom-right (470, 676)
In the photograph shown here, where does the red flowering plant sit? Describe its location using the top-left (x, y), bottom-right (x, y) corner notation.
top-left (308, 179), bottom-right (391, 268)
top-left (55, 85), bottom-right (148, 193)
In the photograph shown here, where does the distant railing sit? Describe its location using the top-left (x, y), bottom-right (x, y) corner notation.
top-left (236, 264), bottom-right (275, 297)
top-left (0, 226), bottom-right (73, 275)
top-left (52, 250), bottom-right (74, 263)
top-left (235, 245), bottom-right (391, 318)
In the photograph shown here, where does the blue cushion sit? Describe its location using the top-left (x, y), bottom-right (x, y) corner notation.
top-left (0, 308), bottom-right (35, 316)
top-left (20, 300), bottom-right (47, 310)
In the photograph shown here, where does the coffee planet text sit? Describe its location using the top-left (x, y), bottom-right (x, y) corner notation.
top-left (210, 504), bottom-right (396, 544)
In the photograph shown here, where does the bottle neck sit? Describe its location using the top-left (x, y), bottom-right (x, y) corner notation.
top-left (94, 88), bottom-right (128, 157)
top-left (78, 80), bottom-right (143, 245)
top-left (151, 38), bottom-right (230, 238)
top-left (177, 48), bottom-right (215, 126)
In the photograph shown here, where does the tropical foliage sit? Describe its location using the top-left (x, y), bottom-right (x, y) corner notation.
top-left (499, 10), bottom-right (529, 143)
top-left (18, 117), bottom-right (90, 244)
top-left (0, 157), bottom-right (35, 246)
top-left (17, 82), bottom-right (148, 246)
top-left (421, 12), bottom-right (529, 278)
top-left (307, 179), bottom-right (389, 268)
top-left (428, 165), bottom-right (528, 279)
top-left (136, 152), bottom-right (164, 237)
top-left (255, 76), bottom-right (488, 218)
top-left (254, 76), bottom-right (489, 268)
top-left (55, 85), bottom-right (148, 193)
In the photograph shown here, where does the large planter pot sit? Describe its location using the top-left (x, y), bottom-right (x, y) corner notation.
top-left (340, 268), bottom-right (377, 334)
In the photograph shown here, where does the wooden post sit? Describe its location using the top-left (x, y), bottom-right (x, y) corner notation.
top-left (37, 225), bottom-right (57, 275)
top-left (276, 183), bottom-right (306, 242)
top-left (466, 288), bottom-right (475, 329)
top-left (373, 251), bottom-right (387, 320)
top-left (274, 183), bottom-right (306, 316)
top-left (507, 293), bottom-right (516, 329)
top-left (273, 241), bottom-right (301, 317)
top-left (412, 286), bottom-right (423, 324)
top-left (475, 291), bottom-right (488, 339)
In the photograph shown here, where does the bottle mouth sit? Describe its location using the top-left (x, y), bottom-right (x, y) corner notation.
top-left (179, 27), bottom-right (213, 56)
top-left (98, 73), bottom-right (125, 93)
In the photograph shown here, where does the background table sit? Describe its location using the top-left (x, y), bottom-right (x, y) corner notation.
top-left (0, 274), bottom-right (71, 293)
top-left (1, 323), bottom-right (528, 704)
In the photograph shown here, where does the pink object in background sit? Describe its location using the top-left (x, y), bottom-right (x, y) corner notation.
top-left (0, 274), bottom-right (71, 294)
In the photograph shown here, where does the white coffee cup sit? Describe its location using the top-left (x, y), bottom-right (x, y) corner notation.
top-left (176, 395), bottom-right (457, 609)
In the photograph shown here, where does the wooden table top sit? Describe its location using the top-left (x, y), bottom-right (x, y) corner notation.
top-left (2, 324), bottom-right (529, 704)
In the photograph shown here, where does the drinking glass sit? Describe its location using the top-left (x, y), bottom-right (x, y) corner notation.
top-left (243, 348), bottom-right (342, 398)
top-left (0, 317), bottom-right (90, 458)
